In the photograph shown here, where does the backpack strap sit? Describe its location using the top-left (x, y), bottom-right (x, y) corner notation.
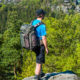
top-left (34, 22), bottom-right (43, 28)
top-left (31, 20), bottom-right (43, 28)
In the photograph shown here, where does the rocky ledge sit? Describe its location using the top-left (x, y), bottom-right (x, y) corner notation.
top-left (23, 70), bottom-right (80, 80)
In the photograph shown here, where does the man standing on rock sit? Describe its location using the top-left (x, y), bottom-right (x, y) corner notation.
top-left (32, 9), bottom-right (48, 80)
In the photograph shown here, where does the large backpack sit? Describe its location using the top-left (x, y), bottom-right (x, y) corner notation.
top-left (20, 22), bottom-right (43, 50)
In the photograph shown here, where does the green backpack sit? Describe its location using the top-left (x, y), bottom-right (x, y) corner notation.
top-left (20, 22), bottom-right (42, 50)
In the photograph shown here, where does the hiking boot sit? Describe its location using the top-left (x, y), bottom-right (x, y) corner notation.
top-left (40, 73), bottom-right (45, 77)
top-left (33, 75), bottom-right (41, 80)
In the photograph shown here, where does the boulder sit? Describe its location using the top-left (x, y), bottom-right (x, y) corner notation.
top-left (23, 71), bottom-right (80, 80)
top-left (48, 73), bottom-right (78, 80)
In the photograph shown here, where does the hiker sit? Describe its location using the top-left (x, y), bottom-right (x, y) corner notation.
top-left (32, 9), bottom-right (48, 80)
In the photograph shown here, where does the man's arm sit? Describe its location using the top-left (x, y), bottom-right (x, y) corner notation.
top-left (42, 36), bottom-right (48, 54)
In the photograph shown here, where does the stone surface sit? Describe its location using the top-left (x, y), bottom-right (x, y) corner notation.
top-left (23, 71), bottom-right (80, 80)
top-left (48, 74), bottom-right (78, 80)
top-left (23, 76), bottom-right (34, 80)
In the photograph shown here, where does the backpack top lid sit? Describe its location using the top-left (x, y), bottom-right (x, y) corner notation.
top-left (20, 22), bottom-right (43, 34)
top-left (20, 24), bottom-right (33, 34)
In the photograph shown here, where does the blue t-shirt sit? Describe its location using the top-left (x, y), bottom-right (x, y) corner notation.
top-left (32, 19), bottom-right (47, 40)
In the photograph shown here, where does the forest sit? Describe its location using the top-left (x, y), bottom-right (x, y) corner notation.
top-left (0, 0), bottom-right (80, 80)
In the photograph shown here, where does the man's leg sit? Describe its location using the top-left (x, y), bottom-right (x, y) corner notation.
top-left (34, 63), bottom-right (41, 80)
top-left (35, 63), bottom-right (42, 75)
top-left (34, 45), bottom-right (45, 79)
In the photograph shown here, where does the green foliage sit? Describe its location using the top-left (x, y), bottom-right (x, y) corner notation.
top-left (0, 3), bottom-right (6, 11)
top-left (0, 8), bottom-right (23, 80)
top-left (42, 13), bottom-right (80, 74)
top-left (17, 50), bottom-right (36, 80)
top-left (0, 34), bottom-right (3, 44)
top-left (0, 0), bottom-right (80, 80)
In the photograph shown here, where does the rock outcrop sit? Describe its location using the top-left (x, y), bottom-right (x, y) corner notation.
top-left (23, 71), bottom-right (80, 80)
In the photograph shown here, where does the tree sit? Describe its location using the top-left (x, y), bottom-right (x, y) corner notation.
top-left (0, 9), bottom-right (23, 80)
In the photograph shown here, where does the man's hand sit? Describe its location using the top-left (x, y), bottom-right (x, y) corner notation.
top-left (45, 48), bottom-right (48, 55)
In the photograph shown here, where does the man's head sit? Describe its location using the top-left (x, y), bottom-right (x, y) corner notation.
top-left (36, 9), bottom-right (46, 19)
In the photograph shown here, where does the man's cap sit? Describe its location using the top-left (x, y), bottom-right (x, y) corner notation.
top-left (36, 9), bottom-right (46, 16)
